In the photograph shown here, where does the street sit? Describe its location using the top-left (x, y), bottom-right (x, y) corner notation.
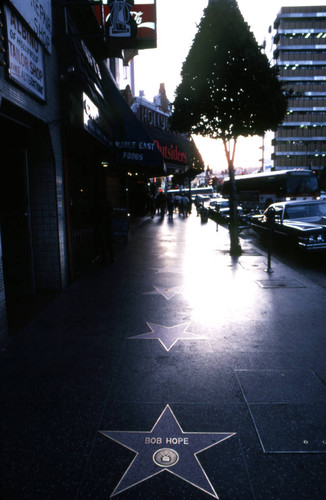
top-left (243, 226), bottom-right (326, 290)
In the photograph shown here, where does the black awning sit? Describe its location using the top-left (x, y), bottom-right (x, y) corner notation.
top-left (110, 95), bottom-right (165, 176)
top-left (143, 127), bottom-right (204, 174)
top-left (60, 13), bottom-right (165, 177)
top-left (89, 64), bottom-right (165, 176)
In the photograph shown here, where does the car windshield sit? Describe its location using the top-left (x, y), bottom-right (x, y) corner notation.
top-left (284, 202), bottom-right (326, 219)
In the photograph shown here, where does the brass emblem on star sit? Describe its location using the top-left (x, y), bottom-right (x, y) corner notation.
top-left (153, 448), bottom-right (179, 468)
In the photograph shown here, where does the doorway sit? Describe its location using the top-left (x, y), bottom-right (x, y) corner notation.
top-left (0, 116), bottom-right (35, 329)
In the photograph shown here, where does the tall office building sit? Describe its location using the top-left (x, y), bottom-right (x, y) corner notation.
top-left (272, 5), bottom-right (326, 172)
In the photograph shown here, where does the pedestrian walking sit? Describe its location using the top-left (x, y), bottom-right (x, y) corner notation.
top-left (167, 194), bottom-right (175, 220)
top-left (177, 193), bottom-right (183, 216)
top-left (156, 191), bottom-right (166, 219)
top-left (194, 195), bottom-right (201, 216)
top-left (182, 194), bottom-right (190, 218)
top-left (148, 194), bottom-right (156, 219)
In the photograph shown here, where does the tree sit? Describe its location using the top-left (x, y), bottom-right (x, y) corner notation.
top-left (170, 0), bottom-right (288, 255)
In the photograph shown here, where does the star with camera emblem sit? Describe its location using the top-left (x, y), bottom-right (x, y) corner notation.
top-left (99, 404), bottom-right (235, 497)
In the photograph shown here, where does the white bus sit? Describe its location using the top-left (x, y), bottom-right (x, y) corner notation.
top-left (221, 169), bottom-right (319, 209)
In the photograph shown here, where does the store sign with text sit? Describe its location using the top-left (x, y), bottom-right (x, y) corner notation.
top-left (8, 0), bottom-right (52, 53)
top-left (94, 0), bottom-right (157, 50)
top-left (83, 93), bottom-right (113, 147)
top-left (115, 139), bottom-right (156, 163)
top-left (154, 140), bottom-right (188, 164)
top-left (140, 105), bottom-right (169, 131)
top-left (5, 4), bottom-right (46, 101)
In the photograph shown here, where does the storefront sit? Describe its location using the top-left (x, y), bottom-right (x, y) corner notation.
top-left (0, 1), bottom-right (162, 337)
top-left (0, 1), bottom-right (68, 337)
top-left (58, 4), bottom-right (164, 276)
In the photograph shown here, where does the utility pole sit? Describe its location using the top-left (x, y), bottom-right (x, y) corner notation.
top-left (259, 135), bottom-right (265, 172)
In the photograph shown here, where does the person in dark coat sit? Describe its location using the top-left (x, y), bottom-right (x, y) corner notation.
top-left (167, 194), bottom-right (175, 220)
top-left (156, 191), bottom-right (166, 219)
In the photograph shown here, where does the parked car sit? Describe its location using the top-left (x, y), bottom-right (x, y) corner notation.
top-left (250, 199), bottom-right (326, 251)
top-left (208, 196), bottom-right (223, 209)
top-left (208, 198), bottom-right (244, 221)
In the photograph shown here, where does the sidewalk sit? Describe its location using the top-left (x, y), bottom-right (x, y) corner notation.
top-left (1, 212), bottom-right (326, 499)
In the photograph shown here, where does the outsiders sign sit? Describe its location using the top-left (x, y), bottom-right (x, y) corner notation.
top-left (154, 140), bottom-right (188, 165)
top-left (8, 0), bottom-right (52, 53)
top-left (94, 0), bottom-right (157, 50)
top-left (5, 4), bottom-right (46, 101)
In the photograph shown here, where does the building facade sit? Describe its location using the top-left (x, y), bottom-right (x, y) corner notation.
top-left (0, 0), bottom-right (162, 339)
top-left (0, 0), bottom-right (69, 339)
top-left (272, 5), bottom-right (326, 172)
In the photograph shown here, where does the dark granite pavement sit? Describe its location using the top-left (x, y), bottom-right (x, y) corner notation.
top-left (1, 212), bottom-right (326, 499)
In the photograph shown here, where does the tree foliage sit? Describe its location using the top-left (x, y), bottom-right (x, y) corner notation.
top-left (170, 0), bottom-right (288, 143)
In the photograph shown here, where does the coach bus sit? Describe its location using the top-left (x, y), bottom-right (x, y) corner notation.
top-left (221, 169), bottom-right (319, 210)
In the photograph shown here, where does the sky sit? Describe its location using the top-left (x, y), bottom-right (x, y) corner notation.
top-left (133, 0), bottom-right (325, 173)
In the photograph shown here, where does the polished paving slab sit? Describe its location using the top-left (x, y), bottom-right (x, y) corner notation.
top-left (1, 212), bottom-right (326, 499)
top-left (236, 369), bottom-right (326, 453)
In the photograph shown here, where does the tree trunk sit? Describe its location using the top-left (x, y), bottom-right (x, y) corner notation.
top-left (222, 139), bottom-right (242, 256)
top-left (228, 161), bottom-right (242, 256)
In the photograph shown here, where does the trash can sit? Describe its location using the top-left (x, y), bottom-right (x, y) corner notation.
top-left (200, 207), bottom-right (208, 223)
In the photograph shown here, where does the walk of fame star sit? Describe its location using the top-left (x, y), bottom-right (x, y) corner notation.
top-left (99, 405), bottom-right (235, 498)
top-left (143, 285), bottom-right (184, 300)
top-left (128, 322), bottom-right (207, 351)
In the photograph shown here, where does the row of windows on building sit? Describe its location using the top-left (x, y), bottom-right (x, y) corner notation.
top-left (279, 68), bottom-right (326, 76)
top-left (278, 22), bottom-right (326, 30)
top-left (279, 52), bottom-right (326, 61)
top-left (274, 142), bottom-right (326, 152)
top-left (284, 113), bottom-right (326, 121)
top-left (272, 157), bottom-right (325, 168)
top-left (274, 33), bottom-right (326, 45)
top-left (284, 82), bottom-right (326, 91)
top-left (276, 126), bottom-right (326, 137)
top-left (287, 98), bottom-right (326, 106)
top-left (278, 6), bottom-right (326, 14)
top-left (276, 35), bottom-right (326, 45)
